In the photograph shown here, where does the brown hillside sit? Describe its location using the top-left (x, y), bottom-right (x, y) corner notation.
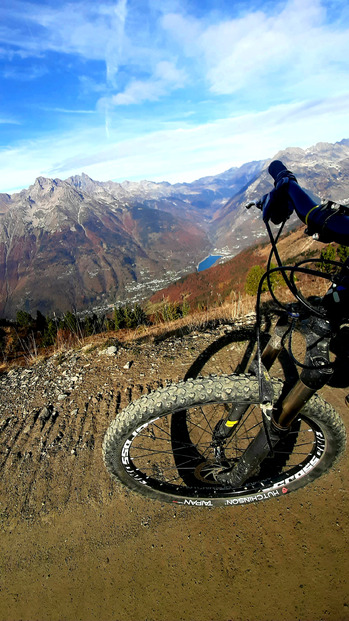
top-left (150, 226), bottom-right (326, 308)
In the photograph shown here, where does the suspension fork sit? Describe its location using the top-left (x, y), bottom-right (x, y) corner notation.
top-left (215, 314), bottom-right (334, 487)
top-left (213, 315), bottom-right (289, 442)
top-left (275, 313), bottom-right (333, 426)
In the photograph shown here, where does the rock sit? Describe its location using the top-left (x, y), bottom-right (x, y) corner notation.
top-left (123, 361), bottom-right (133, 369)
top-left (99, 346), bottom-right (118, 356)
top-left (38, 406), bottom-right (52, 421)
top-left (80, 344), bottom-right (93, 352)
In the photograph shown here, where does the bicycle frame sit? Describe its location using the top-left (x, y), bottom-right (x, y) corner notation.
top-left (215, 260), bottom-right (349, 488)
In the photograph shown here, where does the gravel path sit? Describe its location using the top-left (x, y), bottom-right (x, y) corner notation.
top-left (1, 324), bottom-right (348, 621)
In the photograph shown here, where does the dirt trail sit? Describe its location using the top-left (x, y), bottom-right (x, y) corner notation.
top-left (1, 324), bottom-right (349, 621)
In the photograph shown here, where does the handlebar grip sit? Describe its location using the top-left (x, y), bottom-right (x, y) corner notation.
top-left (268, 160), bottom-right (287, 182)
top-left (261, 160), bottom-right (349, 245)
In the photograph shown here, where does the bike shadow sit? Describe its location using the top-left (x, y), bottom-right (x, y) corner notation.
top-left (183, 314), bottom-right (349, 391)
top-left (183, 314), bottom-right (276, 380)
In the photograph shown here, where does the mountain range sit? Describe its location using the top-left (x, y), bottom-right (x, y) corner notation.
top-left (0, 139), bottom-right (348, 318)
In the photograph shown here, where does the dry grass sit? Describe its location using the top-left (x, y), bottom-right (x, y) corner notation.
top-left (0, 294), bottom-right (256, 373)
top-left (0, 270), bottom-right (335, 374)
top-left (127, 272), bottom-right (332, 345)
top-left (121, 293), bottom-right (257, 342)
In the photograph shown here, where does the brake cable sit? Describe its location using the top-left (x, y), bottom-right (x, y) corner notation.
top-left (254, 228), bottom-right (342, 378)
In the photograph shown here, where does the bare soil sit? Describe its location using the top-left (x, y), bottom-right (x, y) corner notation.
top-left (1, 322), bottom-right (349, 621)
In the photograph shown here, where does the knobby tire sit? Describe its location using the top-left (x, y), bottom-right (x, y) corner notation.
top-left (102, 375), bottom-right (346, 507)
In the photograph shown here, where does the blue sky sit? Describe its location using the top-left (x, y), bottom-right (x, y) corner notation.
top-left (0, 0), bottom-right (348, 193)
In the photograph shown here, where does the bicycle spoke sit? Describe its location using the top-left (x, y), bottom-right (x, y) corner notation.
top-left (122, 397), bottom-right (327, 495)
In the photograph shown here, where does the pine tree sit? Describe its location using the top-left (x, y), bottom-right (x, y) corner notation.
top-left (42, 318), bottom-right (57, 346)
top-left (36, 310), bottom-right (47, 333)
top-left (16, 310), bottom-right (34, 328)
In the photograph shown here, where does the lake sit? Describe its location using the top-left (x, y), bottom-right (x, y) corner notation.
top-left (197, 255), bottom-right (222, 272)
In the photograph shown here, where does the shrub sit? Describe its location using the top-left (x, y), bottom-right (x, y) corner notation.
top-left (245, 263), bottom-right (285, 296)
top-left (16, 310), bottom-right (34, 328)
top-left (319, 245), bottom-right (337, 273)
top-left (113, 303), bottom-right (149, 330)
top-left (245, 265), bottom-right (267, 295)
top-left (337, 244), bottom-right (349, 263)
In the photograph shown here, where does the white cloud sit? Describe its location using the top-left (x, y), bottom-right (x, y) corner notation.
top-left (0, 93), bottom-right (348, 193)
top-left (107, 60), bottom-right (187, 105)
top-left (162, 0), bottom-right (349, 99)
top-left (0, 117), bottom-right (20, 125)
top-left (40, 107), bottom-right (97, 115)
top-left (0, 0), bottom-right (129, 86)
top-left (1, 0), bottom-right (349, 193)
top-left (5, 0), bottom-right (347, 114)
top-left (3, 64), bottom-right (48, 80)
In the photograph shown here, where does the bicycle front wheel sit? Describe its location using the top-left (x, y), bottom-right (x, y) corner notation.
top-left (102, 375), bottom-right (346, 506)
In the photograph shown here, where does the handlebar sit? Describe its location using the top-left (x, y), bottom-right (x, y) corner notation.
top-left (252, 160), bottom-right (349, 246)
top-left (268, 160), bottom-right (288, 181)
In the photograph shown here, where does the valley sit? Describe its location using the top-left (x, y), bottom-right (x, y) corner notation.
top-left (0, 139), bottom-right (348, 319)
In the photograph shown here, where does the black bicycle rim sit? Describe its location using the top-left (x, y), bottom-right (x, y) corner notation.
top-left (119, 404), bottom-right (327, 505)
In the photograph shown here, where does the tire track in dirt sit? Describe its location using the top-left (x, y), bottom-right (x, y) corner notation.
top-left (58, 402), bottom-right (94, 510)
top-left (1, 408), bottom-right (52, 517)
top-left (0, 380), bottom-right (165, 519)
top-left (94, 391), bottom-right (121, 504)
top-left (19, 407), bottom-right (61, 516)
top-left (0, 410), bottom-right (35, 470)
top-left (0, 334), bottom-right (214, 520)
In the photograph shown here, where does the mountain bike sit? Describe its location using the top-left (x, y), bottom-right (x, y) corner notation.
top-left (102, 160), bottom-right (349, 506)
